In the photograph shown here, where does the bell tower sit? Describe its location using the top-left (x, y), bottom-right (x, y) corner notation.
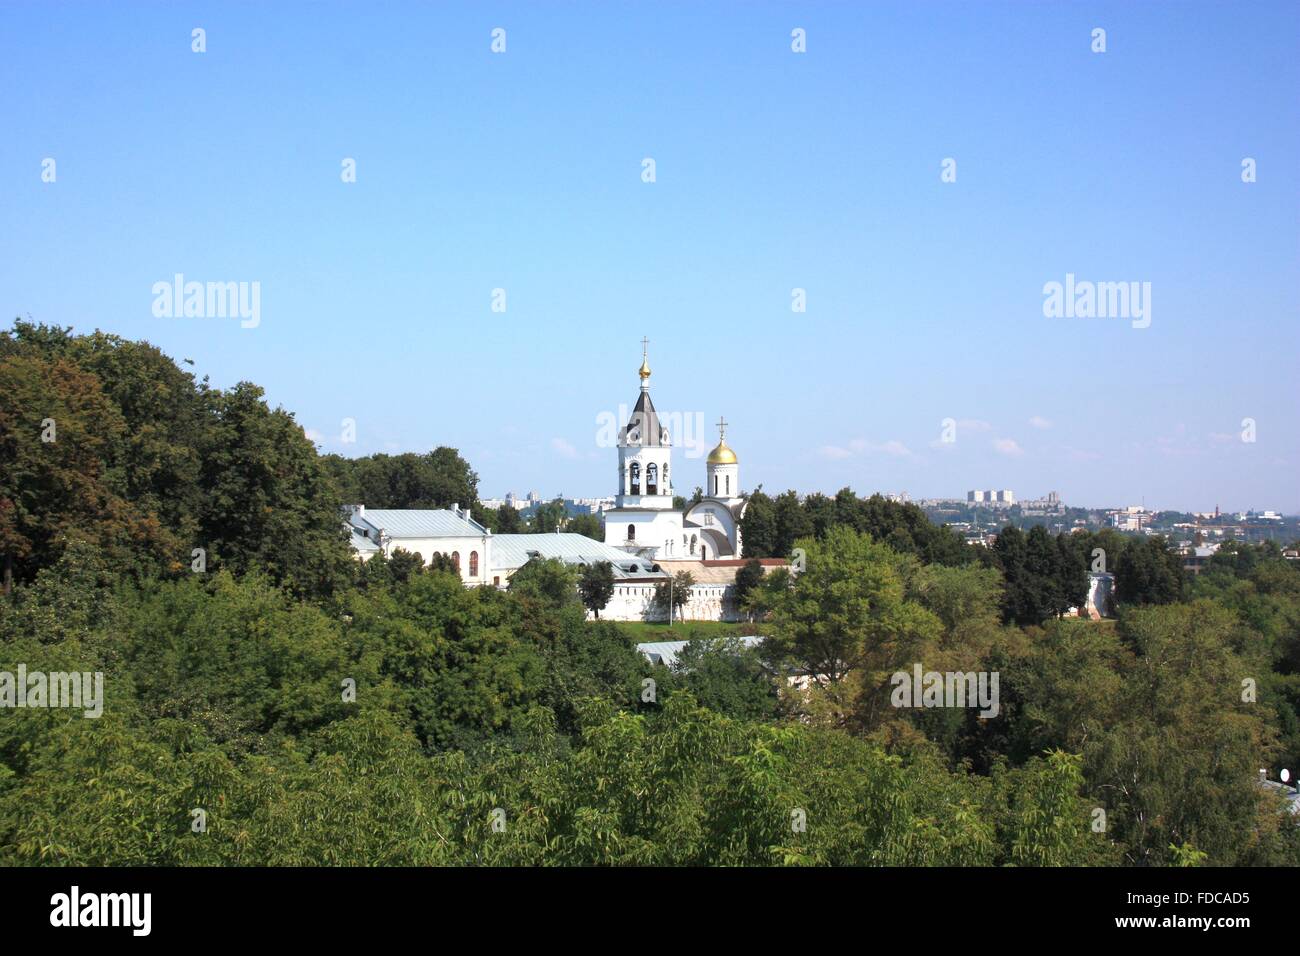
top-left (615, 338), bottom-right (674, 509)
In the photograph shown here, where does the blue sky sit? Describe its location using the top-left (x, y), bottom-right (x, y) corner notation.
top-left (2, 1), bottom-right (1296, 511)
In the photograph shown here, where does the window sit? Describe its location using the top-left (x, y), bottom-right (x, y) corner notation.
top-left (690, 534), bottom-right (697, 555)
top-left (713, 475), bottom-right (718, 495)
top-left (493, 576), bottom-right (500, 586)
top-left (630, 461), bottom-right (641, 495)
top-left (725, 475), bottom-right (730, 495)
top-left (469, 551), bottom-right (479, 576)
top-left (627, 524), bottom-right (636, 542)
top-left (452, 551), bottom-right (461, 572)
top-left (646, 462), bottom-right (658, 496)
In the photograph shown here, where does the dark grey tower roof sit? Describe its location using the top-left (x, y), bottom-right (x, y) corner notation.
top-left (621, 389), bottom-right (667, 446)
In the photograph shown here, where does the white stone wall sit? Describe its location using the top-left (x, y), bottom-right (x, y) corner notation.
top-left (594, 582), bottom-right (742, 622)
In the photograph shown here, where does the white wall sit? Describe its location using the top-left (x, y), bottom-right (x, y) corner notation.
top-left (604, 509), bottom-right (686, 558)
top-left (381, 535), bottom-right (490, 585)
top-left (596, 582), bottom-right (742, 622)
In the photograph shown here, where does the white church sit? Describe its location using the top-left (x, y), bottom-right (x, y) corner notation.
top-left (604, 341), bottom-right (746, 561)
top-left (342, 341), bottom-right (779, 620)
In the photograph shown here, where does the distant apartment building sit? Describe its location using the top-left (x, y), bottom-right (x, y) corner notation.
top-left (479, 491), bottom-right (541, 511)
top-left (1109, 505), bottom-right (1152, 532)
top-left (1020, 491), bottom-right (1065, 516)
top-left (968, 489), bottom-right (1015, 508)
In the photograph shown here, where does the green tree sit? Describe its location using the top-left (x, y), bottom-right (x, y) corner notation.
top-left (197, 382), bottom-right (353, 597)
top-left (529, 499), bottom-right (568, 533)
top-left (566, 512), bottom-right (603, 540)
top-left (509, 557), bottom-right (579, 608)
top-left (578, 561), bottom-right (616, 619)
top-left (386, 547), bottom-right (425, 583)
top-left (732, 558), bottom-right (766, 620)
top-left (1115, 535), bottom-right (1184, 607)
top-left (758, 527), bottom-right (941, 729)
top-left (671, 636), bottom-right (779, 721)
top-left (495, 503), bottom-right (522, 533)
top-left (738, 491), bottom-right (777, 557)
top-left (653, 571), bottom-right (695, 622)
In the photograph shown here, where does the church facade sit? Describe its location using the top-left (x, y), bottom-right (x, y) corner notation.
top-left (603, 343), bottom-right (746, 561)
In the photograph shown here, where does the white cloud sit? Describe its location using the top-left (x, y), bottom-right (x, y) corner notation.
top-left (992, 437), bottom-right (1024, 457)
top-left (819, 438), bottom-right (914, 460)
top-left (1028, 415), bottom-right (1052, 429)
top-left (550, 437), bottom-right (578, 459)
top-left (303, 427), bottom-right (324, 443)
top-left (957, 418), bottom-right (992, 432)
top-left (875, 440), bottom-right (914, 458)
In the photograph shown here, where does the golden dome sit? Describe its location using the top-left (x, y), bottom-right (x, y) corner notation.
top-left (707, 440), bottom-right (737, 465)
top-left (639, 355), bottom-right (651, 380)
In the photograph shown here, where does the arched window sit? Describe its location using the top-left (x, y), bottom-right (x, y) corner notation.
top-left (468, 551), bottom-right (479, 576)
top-left (690, 534), bottom-right (697, 555)
top-left (725, 475), bottom-right (730, 495)
top-left (452, 551), bottom-right (461, 572)
top-left (627, 524), bottom-right (636, 542)
top-left (646, 462), bottom-right (658, 496)
top-left (630, 462), bottom-right (641, 495)
top-left (713, 475), bottom-right (718, 495)
top-left (701, 544), bottom-right (708, 559)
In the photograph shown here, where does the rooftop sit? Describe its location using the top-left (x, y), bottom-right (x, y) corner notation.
top-left (349, 507), bottom-right (488, 539)
top-left (490, 532), bottom-right (666, 580)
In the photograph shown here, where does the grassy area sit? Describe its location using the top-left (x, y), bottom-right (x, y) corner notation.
top-left (610, 619), bottom-right (759, 643)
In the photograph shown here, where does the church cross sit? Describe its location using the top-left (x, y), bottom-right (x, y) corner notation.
top-left (716, 416), bottom-right (728, 441)
top-left (641, 336), bottom-right (649, 360)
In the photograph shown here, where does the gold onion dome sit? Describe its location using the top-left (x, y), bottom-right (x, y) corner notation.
top-left (707, 440), bottom-right (737, 465)
top-left (639, 356), bottom-right (651, 380)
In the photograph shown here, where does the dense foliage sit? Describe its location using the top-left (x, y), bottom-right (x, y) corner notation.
top-left (2, 321), bottom-right (1298, 866)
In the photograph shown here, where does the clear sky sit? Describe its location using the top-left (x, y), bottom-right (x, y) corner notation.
top-left (3, 1), bottom-right (1297, 512)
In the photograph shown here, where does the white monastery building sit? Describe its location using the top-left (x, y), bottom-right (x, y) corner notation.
top-left (343, 341), bottom-right (779, 621)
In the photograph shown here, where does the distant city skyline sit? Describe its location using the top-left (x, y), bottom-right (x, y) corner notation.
top-left (3, 2), bottom-right (1296, 512)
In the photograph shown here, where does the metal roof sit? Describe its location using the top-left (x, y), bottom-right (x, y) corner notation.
top-left (353, 508), bottom-right (487, 538)
top-left (349, 526), bottom-right (381, 552)
top-left (620, 389), bottom-right (667, 446)
top-left (490, 533), bottom-right (664, 579)
top-left (637, 636), bottom-right (763, 669)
